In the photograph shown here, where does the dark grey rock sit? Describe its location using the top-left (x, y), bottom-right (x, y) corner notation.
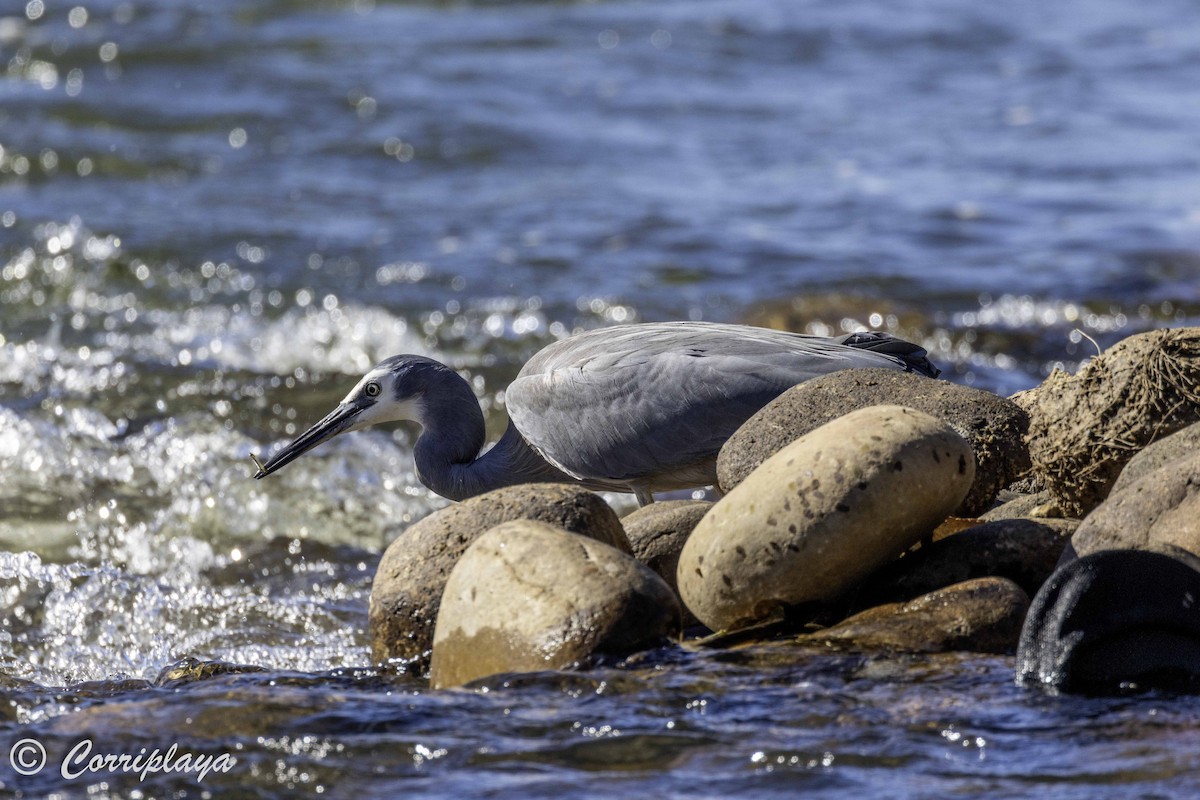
top-left (865, 517), bottom-right (1076, 603)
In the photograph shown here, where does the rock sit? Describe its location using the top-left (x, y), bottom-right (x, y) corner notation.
top-left (799, 577), bottom-right (1029, 654)
top-left (369, 483), bottom-right (629, 668)
top-left (1003, 474), bottom-right (1046, 495)
top-left (1071, 452), bottom-right (1200, 560)
top-left (1017, 549), bottom-right (1200, 694)
top-left (928, 516), bottom-right (983, 542)
top-left (863, 517), bottom-right (1076, 603)
top-left (48, 683), bottom-right (346, 740)
top-left (1026, 327), bottom-right (1200, 516)
top-left (1008, 387), bottom-right (1038, 415)
top-left (1110, 421), bottom-right (1200, 496)
top-left (678, 405), bottom-right (975, 632)
top-left (979, 490), bottom-right (1063, 522)
top-left (717, 367), bottom-right (1029, 516)
top-left (622, 500), bottom-right (710, 588)
top-left (429, 520), bottom-right (680, 689)
top-left (155, 657), bottom-right (268, 687)
top-left (622, 500), bottom-right (711, 627)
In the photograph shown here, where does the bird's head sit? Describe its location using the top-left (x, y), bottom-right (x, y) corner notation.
top-left (252, 355), bottom-right (442, 479)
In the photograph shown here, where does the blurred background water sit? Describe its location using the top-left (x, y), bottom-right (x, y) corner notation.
top-left (2, 0), bottom-right (1200, 796)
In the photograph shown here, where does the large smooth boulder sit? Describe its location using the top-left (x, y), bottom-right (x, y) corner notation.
top-left (678, 405), bottom-right (975, 632)
top-left (430, 520), bottom-right (680, 689)
top-left (369, 484), bottom-right (628, 668)
top-left (1018, 549), bottom-right (1200, 694)
top-left (1070, 451), bottom-right (1200, 560)
top-left (800, 577), bottom-right (1029, 654)
top-left (1026, 327), bottom-right (1200, 516)
top-left (717, 367), bottom-right (1029, 516)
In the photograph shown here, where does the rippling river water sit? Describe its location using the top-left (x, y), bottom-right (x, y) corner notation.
top-left (3, 0), bottom-right (1200, 796)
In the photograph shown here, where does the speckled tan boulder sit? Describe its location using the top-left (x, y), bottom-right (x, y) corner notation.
top-left (369, 483), bottom-right (629, 669)
top-left (430, 520), bottom-right (680, 689)
top-left (678, 405), bottom-right (975, 632)
top-left (717, 368), bottom-right (1029, 516)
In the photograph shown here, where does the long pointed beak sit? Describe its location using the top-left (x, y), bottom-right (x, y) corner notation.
top-left (253, 401), bottom-right (367, 479)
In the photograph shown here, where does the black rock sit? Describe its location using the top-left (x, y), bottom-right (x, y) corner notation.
top-left (1017, 549), bottom-right (1200, 694)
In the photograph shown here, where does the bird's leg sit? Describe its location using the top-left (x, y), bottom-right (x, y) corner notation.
top-left (634, 487), bottom-right (655, 506)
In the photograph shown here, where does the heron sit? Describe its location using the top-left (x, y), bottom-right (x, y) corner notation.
top-left (252, 321), bottom-right (939, 505)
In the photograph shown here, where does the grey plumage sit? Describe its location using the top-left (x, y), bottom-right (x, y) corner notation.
top-left (253, 321), bottom-right (939, 504)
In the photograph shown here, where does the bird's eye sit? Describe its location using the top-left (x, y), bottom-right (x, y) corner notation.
top-left (364, 381), bottom-right (381, 398)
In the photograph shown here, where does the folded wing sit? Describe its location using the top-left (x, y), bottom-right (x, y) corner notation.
top-left (505, 322), bottom-right (933, 485)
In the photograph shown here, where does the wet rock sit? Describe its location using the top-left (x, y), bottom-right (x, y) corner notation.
top-left (1071, 452), bottom-right (1200, 559)
top-left (1110, 421), bottom-right (1200, 496)
top-left (155, 657), bottom-right (268, 687)
top-left (1018, 549), bottom-right (1200, 694)
top-left (800, 577), bottom-right (1029, 654)
top-left (369, 483), bottom-right (629, 668)
top-left (46, 683), bottom-right (363, 742)
top-left (679, 405), bottom-right (975, 632)
top-left (864, 517), bottom-right (1076, 603)
top-left (1026, 327), bottom-right (1200, 517)
top-left (717, 367), bottom-right (1029, 516)
top-left (429, 520), bottom-right (680, 689)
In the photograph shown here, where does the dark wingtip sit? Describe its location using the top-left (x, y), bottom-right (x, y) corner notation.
top-left (838, 331), bottom-right (941, 379)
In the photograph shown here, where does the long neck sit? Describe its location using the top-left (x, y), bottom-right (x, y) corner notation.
top-left (412, 371), bottom-right (571, 501)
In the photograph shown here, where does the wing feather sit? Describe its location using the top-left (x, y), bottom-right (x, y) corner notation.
top-left (506, 322), bottom-right (929, 485)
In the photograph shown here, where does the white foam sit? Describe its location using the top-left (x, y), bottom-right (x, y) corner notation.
top-left (116, 303), bottom-right (430, 375)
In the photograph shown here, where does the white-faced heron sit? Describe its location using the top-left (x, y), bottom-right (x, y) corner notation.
top-left (252, 321), bottom-right (939, 504)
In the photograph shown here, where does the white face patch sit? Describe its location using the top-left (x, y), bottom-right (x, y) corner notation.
top-left (341, 368), bottom-right (426, 433)
top-left (340, 366), bottom-right (392, 405)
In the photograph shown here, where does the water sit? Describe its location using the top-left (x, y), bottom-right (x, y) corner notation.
top-left (2, 0), bottom-right (1200, 795)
